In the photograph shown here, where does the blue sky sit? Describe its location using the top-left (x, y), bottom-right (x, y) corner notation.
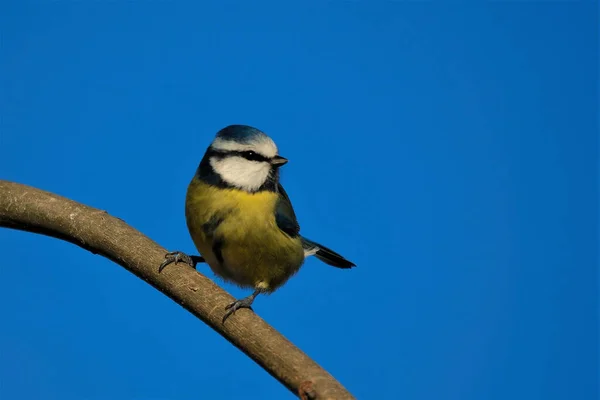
top-left (0, 2), bottom-right (597, 399)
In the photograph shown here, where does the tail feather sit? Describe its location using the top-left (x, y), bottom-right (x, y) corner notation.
top-left (301, 237), bottom-right (356, 269)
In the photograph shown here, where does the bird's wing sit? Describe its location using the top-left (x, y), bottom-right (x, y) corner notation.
top-left (275, 184), bottom-right (356, 269)
top-left (275, 183), bottom-right (300, 238)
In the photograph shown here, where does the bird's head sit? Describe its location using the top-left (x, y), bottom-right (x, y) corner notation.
top-left (200, 125), bottom-right (288, 192)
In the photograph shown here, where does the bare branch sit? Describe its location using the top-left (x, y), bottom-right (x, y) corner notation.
top-left (0, 180), bottom-right (354, 400)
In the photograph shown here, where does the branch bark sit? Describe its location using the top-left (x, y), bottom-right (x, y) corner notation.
top-left (0, 180), bottom-right (354, 399)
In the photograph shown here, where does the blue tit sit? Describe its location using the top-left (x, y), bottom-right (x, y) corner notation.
top-left (160, 125), bottom-right (355, 322)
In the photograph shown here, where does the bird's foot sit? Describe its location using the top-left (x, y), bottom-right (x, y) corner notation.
top-left (159, 251), bottom-right (204, 272)
top-left (222, 289), bottom-right (262, 323)
top-left (222, 298), bottom-right (254, 323)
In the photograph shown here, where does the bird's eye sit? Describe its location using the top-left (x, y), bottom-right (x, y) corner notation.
top-left (242, 151), bottom-right (264, 162)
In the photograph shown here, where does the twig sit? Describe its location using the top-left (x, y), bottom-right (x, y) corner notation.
top-left (0, 180), bottom-right (354, 399)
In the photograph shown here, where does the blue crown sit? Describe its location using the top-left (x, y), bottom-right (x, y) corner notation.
top-left (216, 125), bottom-right (267, 143)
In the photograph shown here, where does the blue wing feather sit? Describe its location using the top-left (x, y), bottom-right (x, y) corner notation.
top-left (275, 184), bottom-right (300, 238)
top-left (275, 184), bottom-right (356, 268)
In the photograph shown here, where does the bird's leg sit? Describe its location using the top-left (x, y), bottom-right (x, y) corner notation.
top-left (159, 251), bottom-right (205, 272)
top-left (222, 289), bottom-right (263, 323)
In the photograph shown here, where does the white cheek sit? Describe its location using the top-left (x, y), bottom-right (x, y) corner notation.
top-left (210, 157), bottom-right (271, 191)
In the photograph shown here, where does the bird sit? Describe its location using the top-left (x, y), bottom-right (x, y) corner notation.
top-left (160, 124), bottom-right (355, 322)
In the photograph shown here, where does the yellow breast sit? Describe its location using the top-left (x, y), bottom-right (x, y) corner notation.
top-left (185, 178), bottom-right (304, 291)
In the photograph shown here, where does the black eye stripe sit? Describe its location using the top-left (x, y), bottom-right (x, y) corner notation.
top-left (208, 148), bottom-right (270, 163)
top-left (233, 150), bottom-right (269, 162)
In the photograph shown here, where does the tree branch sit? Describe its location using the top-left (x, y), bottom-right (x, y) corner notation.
top-left (0, 180), bottom-right (354, 400)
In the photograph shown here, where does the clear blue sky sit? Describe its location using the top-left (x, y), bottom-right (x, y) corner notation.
top-left (0, 2), bottom-right (597, 399)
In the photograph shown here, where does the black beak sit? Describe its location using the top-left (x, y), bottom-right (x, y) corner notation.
top-left (270, 155), bottom-right (288, 167)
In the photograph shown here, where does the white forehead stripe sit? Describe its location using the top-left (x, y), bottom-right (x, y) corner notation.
top-left (211, 137), bottom-right (278, 158)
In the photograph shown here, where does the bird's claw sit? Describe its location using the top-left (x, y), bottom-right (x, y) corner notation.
top-left (159, 251), bottom-right (197, 272)
top-left (222, 298), bottom-right (254, 323)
